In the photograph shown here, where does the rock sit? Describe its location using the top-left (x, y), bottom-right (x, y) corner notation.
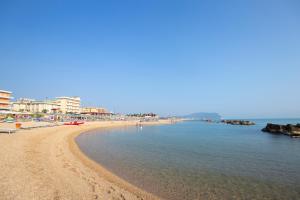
top-left (221, 120), bottom-right (255, 126)
top-left (262, 123), bottom-right (300, 137)
top-left (261, 123), bottom-right (283, 133)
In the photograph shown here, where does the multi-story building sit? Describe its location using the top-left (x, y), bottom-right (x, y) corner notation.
top-left (13, 96), bottom-right (81, 114)
top-left (80, 107), bottom-right (109, 115)
top-left (29, 101), bottom-right (60, 114)
top-left (12, 98), bottom-right (35, 112)
top-left (12, 98), bottom-right (59, 114)
top-left (55, 96), bottom-right (81, 114)
top-left (0, 90), bottom-right (13, 111)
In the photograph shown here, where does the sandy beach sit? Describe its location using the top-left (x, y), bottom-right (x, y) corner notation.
top-left (0, 120), bottom-right (171, 200)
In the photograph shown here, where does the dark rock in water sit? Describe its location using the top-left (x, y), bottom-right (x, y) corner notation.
top-left (221, 120), bottom-right (255, 126)
top-left (261, 123), bottom-right (284, 133)
top-left (262, 123), bottom-right (300, 137)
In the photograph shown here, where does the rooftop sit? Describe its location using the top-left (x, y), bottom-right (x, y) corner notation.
top-left (0, 90), bottom-right (12, 94)
top-left (56, 96), bottom-right (80, 100)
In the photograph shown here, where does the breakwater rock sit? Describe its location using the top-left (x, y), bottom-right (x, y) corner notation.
top-left (221, 120), bottom-right (255, 126)
top-left (262, 123), bottom-right (300, 138)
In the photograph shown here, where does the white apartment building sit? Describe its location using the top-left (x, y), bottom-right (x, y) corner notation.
top-left (30, 101), bottom-right (60, 114)
top-left (12, 98), bottom-right (59, 114)
top-left (55, 96), bottom-right (81, 114)
top-left (12, 98), bottom-right (35, 112)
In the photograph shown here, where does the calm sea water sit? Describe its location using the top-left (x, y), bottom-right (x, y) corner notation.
top-left (76, 119), bottom-right (300, 200)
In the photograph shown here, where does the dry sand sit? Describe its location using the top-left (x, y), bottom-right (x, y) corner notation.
top-left (0, 120), bottom-right (171, 200)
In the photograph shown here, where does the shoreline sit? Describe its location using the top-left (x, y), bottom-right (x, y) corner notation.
top-left (68, 120), bottom-right (171, 200)
top-left (0, 120), bottom-right (173, 200)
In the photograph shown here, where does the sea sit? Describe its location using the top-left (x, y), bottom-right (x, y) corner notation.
top-left (76, 119), bottom-right (300, 200)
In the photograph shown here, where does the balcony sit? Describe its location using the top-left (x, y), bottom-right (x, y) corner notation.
top-left (0, 100), bottom-right (10, 104)
top-left (0, 95), bottom-right (12, 99)
top-left (0, 104), bottom-right (10, 109)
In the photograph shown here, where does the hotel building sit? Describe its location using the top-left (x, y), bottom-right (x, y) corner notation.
top-left (12, 98), bottom-right (60, 114)
top-left (29, 101), bottom-right (60, 114)
top-left (55, 96), bottom-right (81, 114)
top-left (12, 96), bottom-right (81, 114)
top-left (0, 90), bottom-right (13, 111)
top-left (80, 107), bottom-right (109, 115)
top-left (12, 98), bottom-right (35, 112)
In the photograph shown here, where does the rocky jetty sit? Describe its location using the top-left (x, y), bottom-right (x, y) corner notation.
top-left (262, 123), bottom-right (300, 138)
top-left (221, 120), bottom-right (255, 126)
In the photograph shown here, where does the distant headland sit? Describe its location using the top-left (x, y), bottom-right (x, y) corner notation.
top-left (180, 112), bottom-right (221, 121)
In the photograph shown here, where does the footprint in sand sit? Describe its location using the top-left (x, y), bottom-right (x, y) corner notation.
top-left (90, 184), bottom-right (96, 192)
top-left (63, 163), bottom-right (70, 168)
top-left (70, 167), bottom-right (78, 173)
top-left (56, 153), bottom-right (63, 157)
top-left (120, 193), bottom-right (126, 200)
top-left (53, 190), bottom-right (60, 200)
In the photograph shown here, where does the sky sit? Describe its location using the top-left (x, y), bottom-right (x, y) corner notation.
top-left (0, 0), bottom-right (300, 118)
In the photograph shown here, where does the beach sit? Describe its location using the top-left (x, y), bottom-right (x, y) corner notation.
top-left (0, 120), bottom-right (171, 200)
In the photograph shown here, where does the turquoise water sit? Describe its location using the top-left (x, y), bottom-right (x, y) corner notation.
top-left (76, 119), bottom-right (300, 200)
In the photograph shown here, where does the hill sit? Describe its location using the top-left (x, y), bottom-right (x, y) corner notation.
top-left (181, 112), bottom-right (221, 120)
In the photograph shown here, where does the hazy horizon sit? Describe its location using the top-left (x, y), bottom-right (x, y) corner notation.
top-left (1, 0), bottom-right (299, 118)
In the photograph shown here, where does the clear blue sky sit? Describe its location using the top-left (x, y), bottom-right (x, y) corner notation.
top-left (0, 0), bottom-right (299, 118)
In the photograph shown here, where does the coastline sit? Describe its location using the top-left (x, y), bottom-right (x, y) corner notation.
top-left (0, 120), bottom-right (173, 200)
top-left (68, 120), bottom-right (171, 200)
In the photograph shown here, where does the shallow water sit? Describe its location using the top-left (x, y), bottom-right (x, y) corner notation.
top-left (76, 119), bottom-right (300, 200)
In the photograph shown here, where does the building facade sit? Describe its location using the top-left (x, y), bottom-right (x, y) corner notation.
top-left (13, 96), bottom-right (81, 114)
top-left (29, 101), bottom-right (60, 114)
top-left (12, 98), bottom-right (59, 114)
top-left (0, 90), bottom-right (13, 111)
top-left (55, 97), bottom-right (81, 114)
top-left (80, 107), bottom-right (109, 115)
top-left (12, 98), bottom-right (34, 112)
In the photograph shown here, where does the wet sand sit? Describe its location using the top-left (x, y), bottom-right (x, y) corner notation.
top-left (0, 120), bottom-right (171, 200)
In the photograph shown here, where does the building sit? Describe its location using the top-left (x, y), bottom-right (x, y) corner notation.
top-left (55, 96), bottom-right (81, 114)
top-left (13, 96), bottom-right (81, 114)
top-left (80, 107), bottom-right (109, 115)
top-left (29, 101), bottom-right (60, 114)
top-left (0, 90), bottom-right (13, 111)
top-left (12, 98), bottom-right (60, 114)
top-left (12, 98), bottom-right (35, 112)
